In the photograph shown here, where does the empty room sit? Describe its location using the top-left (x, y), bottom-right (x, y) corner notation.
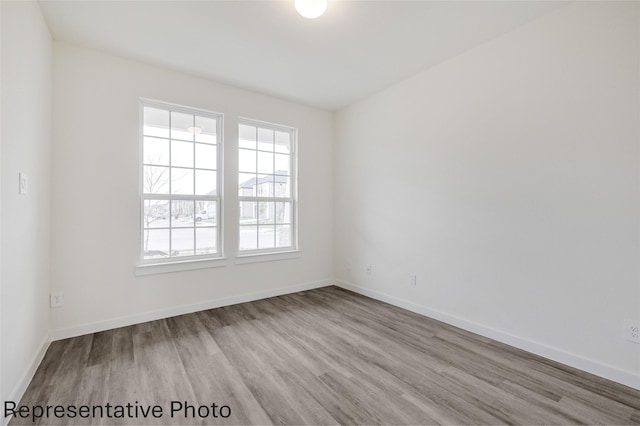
top-left (2, 0), bottom-right (639, 424)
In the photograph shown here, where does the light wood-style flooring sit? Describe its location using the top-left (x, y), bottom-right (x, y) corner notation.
top-left (10, 286), bottom-right (640, 425)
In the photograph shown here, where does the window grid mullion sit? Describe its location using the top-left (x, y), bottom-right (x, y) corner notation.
top-left (193, 200), bottom-right (197, 255)
top-left (238, 196), bottom-right (292, 203)
top-left (255, 126), bottom-right (260, 249)
top-left (143, 194), bottom-right (219, 201)
top-left (192, 115), bottom-right (197, 255)
top-left (273, 138), bottom-right (276, 248)
top-left (168, 111), bottom-right (173, 258)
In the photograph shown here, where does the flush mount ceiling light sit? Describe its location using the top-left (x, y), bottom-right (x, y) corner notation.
top-left (187, 126), bottom-right (202, 134)
top-left (295, 0), bottom-right (327, 19)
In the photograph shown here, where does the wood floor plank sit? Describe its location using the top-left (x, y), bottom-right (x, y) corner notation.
top-left (222, 315), bottom-right (338, 425)
top-left (440, 367), bottom-right (571, 425)
top-left (130, 320), bottom-right (199, 424)
top-left (109, 326), bottom-right (135, 372)
top-left (210, 324), bottom-right (307, 424)
top-left (86, 331), bottom-right (114, 367)
top-left (104, 362), bottom-right (149, 426)
top-left (10, 286), bottom-right (640, 425)
top-left (45, 335), bottom-right (94, 405)
top-left (73, 364), bottom-right (111, 426)
top-left (557, 396), bottom-right (633, 425)
top-left (497, 379), bottom-right (588, 424)
top-left (165, 314), bottom-right (222, 362)
top-left (17, 340), bottom-right (69, 408)
top-left (196, 353), bottom-right (273, 425)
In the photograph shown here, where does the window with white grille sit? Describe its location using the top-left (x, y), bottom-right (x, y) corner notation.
top-left (140, 99), bottom-right (222, 263)
top-left (238, 119), bottom-right (297, 254)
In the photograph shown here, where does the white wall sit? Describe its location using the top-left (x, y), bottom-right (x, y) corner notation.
top-left (335, 2), bottom-right (640, 386)
top-left (1, 1), bottom-right (52, 404)
top-left (51, 43), bottom-right (334, 336)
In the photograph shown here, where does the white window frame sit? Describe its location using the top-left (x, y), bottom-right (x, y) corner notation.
top-left (237, 118), bottom-right (298, 259)
top-left (136, 99), bottom-right (226, 275)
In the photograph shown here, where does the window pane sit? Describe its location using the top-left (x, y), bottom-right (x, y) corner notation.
top-left (239, 124), bottom-right (256, 149)
top-left (195, 170), bottom-right (216, 196)
top-left (171, 168), bottom-right (194, 195)
top-left (257, 151), bottom-right (274, 174)
top-left (257, 175), bottom-right (274, 197)
top-left (258, 225), bottom-right (275, 249)
top-left (196, 227), bottom-right (217, 255)
top-left (171, 140), bottom-right (193, 168)
top-left (258, 201), bottom-right (272, 223)
top-left (240, 201), bottom-right (256, 222)
top-left (275, 153), bottom-right (290, 175)
top-left (257, 128), bottom-right (274, 151)
top-left (144, 107), bottom-right (169, 138)
top-left (172, 228), bottom-right (194, 257)
top-left (144, 137), bottom-right (169, 166)
top-left (142, 103), bottom-right (222, 263)
top-left (143, 229), bottom-right (170, 259)
top-left (237, 120), bottom-right (296, 254)
top-left (195, 201), bottom-right (216, 225)
top-left (276, 225), bottom-right (292, 248)
top-left (195, 143), bottom-right (217, 170)
top-left (143, 200), bottom-right (170, 228)
top-left (171, 111), bottom-right (194, 141)
top-left (240, 225), bottom-right (258, 250)
top-left (276, 202), bottom-right (291, 224)
top-left (143, 166), bottom-right (169, 194)
top-left (239, 149), bottom-right (256, 173)
top-left (195, 116), bottom-right (217, 144)
top-left (274, 175), bottom-right (289, 197)
top-left (258, 202), bottom-right (275, 224)
top-left (275, 131), bottom-right (291, 154)
top-left (171, 200), bottom-right (194, 228)
top-left (239, 173), bottom-right (256, 196)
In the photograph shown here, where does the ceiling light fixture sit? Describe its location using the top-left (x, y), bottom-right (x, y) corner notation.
top-left (187, 126), bottom-right (202, 134)
top-left (295, 0), bottom-right (327, 19)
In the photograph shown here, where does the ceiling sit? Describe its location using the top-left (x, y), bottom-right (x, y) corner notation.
top-left (38, 1), bottom-right (566, 111)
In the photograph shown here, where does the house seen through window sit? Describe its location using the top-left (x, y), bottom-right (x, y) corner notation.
top-left (238, 119), bottom-right (297, 253)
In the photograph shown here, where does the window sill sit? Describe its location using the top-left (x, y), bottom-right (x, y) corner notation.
top-left (235, 250), bottom-right (301, 265)
top-left (135, 257), bottom-right (228, 276)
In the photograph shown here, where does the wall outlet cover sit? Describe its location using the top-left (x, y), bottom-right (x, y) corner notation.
top-left (50, 292), bottom-right (64, 308)
top-left (623, 319), bottom-right (640, 343)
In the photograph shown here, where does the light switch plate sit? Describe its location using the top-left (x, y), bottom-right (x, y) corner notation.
top-left (19, 173), bottom-right (28, 195)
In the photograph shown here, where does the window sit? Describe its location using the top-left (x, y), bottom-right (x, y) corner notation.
top-left (139, 99), bottom-right (223, 265)
top-left (238, 119), bottom-right (297, 254)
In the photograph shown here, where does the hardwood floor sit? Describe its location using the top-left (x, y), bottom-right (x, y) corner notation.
top-left (9, 286), bottom-right (640, 425)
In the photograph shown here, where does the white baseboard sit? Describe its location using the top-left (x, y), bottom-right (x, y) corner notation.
top-left (3, 335), bottom-right (51, 426)
top-left (50, 279), bottom-right (333, 341)
top-left (335, 280), bottom-right (640, 391)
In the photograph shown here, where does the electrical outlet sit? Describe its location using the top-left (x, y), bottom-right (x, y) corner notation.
top-left (623, 320), bottom-right (640, 343)
top-left (50, 292), bottom-right (64, 308)
top-left (366, 265), bottom-right (372, 275)
top-left (409, 274), bottom-right (417, 286)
